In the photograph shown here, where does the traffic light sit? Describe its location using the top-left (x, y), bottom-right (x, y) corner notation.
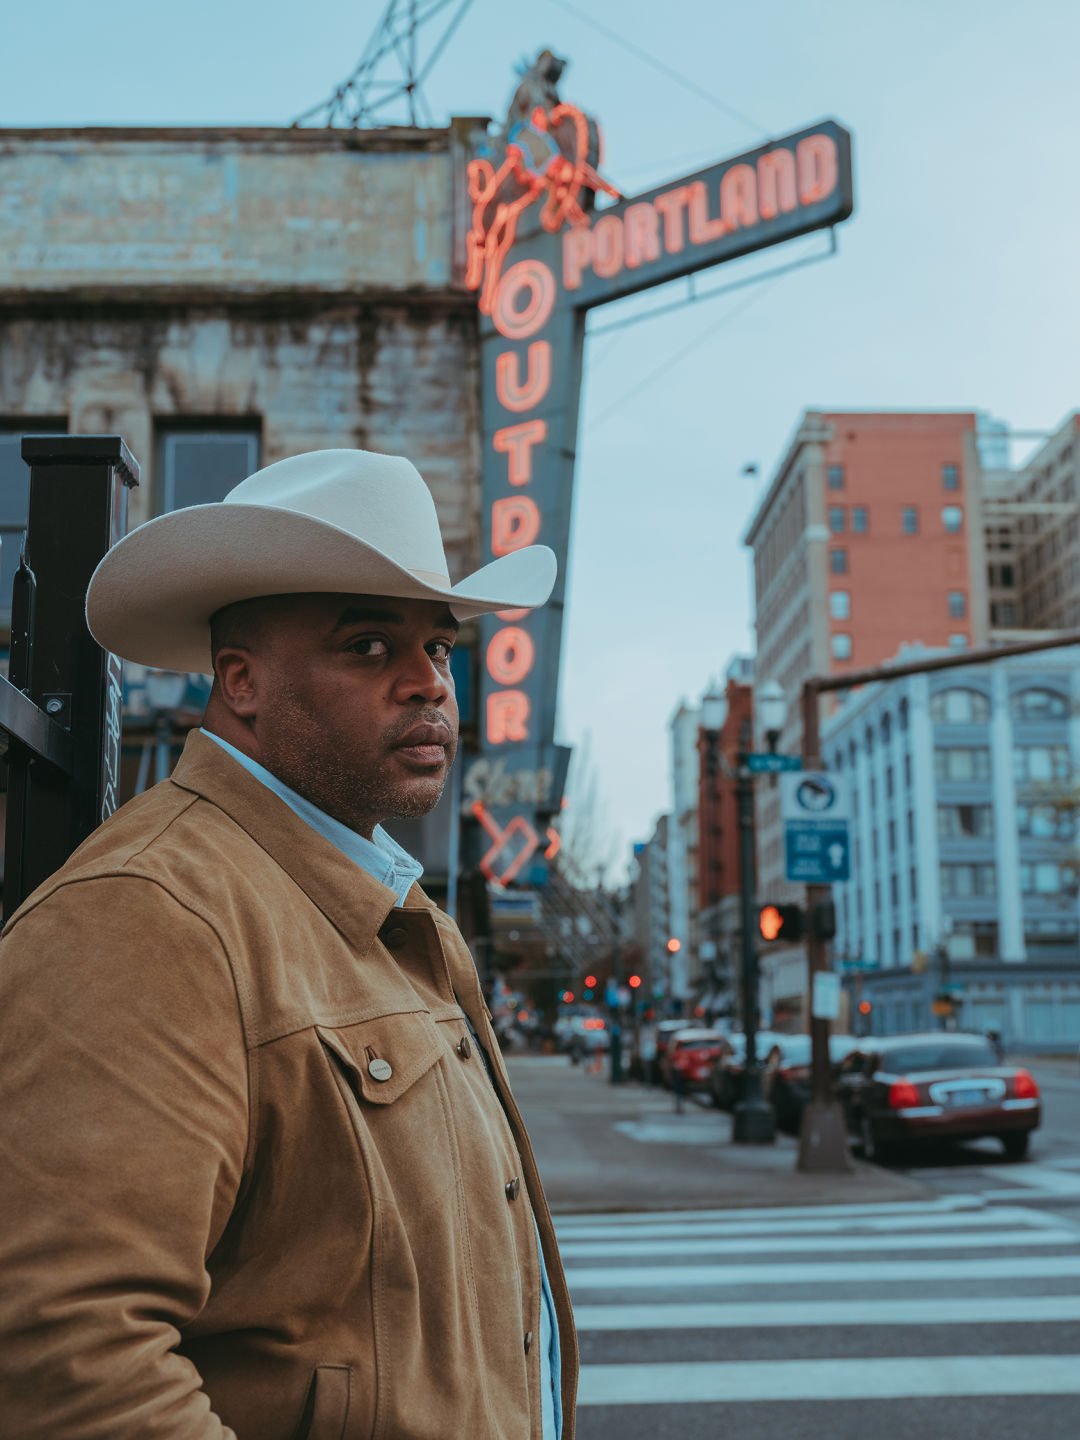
top-left (758, 903), bottom-right (804, 942)
top-left (585, 974), bottom-right (597, 988)
top-left (628, 974), bottom-right (642, 989)
top-left (858, 1000), bottom-right (872, 1016)
top-left (666, 938), bottom-right (681, 953)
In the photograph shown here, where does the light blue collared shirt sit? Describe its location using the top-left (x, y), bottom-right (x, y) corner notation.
top-left (201, 729), bottom-right (561, 1437)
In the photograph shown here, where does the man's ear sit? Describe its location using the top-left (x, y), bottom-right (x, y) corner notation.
top-left (213, 647), bottom-right (259, 719)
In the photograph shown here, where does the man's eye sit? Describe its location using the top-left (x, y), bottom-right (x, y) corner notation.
top-left (349, 638), bottom-right (389, 657)
top-left (429, 640), bottom-right (455, 661)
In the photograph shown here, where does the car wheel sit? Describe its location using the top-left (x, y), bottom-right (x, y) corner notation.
top-left (1002, 1132), bottom-right (1031, 1162)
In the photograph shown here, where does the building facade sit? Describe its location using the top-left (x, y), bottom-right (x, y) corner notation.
top-left (0, 121), bottom-right (491, 897)
top-left (824, 647), bottom-right (1080, 1049)
top-left (667, 699), bottom-right (701, 1002)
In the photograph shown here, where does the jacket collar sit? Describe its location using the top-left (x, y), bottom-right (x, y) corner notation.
top-left (169, 729), bottom-right (436, 953)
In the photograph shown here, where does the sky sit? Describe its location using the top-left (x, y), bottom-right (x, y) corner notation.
top-left (4, 0), bottom-right (1080, 869)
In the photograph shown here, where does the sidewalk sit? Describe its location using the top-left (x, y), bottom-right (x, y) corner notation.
top-left (508, 1053), bottom-right (934, 1213)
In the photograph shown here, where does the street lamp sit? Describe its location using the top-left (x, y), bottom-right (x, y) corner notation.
top-left (145, 669), bottom-right (188, 783)
top-left (733, 680), bottom-right (787, 1144)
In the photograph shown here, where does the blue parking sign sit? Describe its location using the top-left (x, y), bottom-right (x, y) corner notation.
top-left (781, 772), bottom-right (850, 884)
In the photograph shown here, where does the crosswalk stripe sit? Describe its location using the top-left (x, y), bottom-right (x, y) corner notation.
top-left (572, 1295), bottom-right (1080, 1329)
top-left (559, 1225), bottom-right (1075, 1259)
top-left (566, 1253), bottom-right (1080, 1288)
top-left (555, 1204), bottom-right (1051, 1243)
top-left (577, 1355), bottom-right (1080, 1405)
top-left (555, 1195), bottom-right (982, 1230)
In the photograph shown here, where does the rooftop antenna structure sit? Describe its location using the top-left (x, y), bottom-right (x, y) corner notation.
top-left (292, 0), bottom-right (475, 128)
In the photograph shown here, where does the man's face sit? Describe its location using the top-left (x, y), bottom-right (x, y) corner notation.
top-left (228, 593), bottom-right (459, 839)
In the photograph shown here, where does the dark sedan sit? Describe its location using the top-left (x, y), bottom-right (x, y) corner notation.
top-left (835, 1031), bottom-right (1041, 1163)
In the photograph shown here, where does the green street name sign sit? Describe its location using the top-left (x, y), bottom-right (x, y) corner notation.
top-left (746, 753), bottom-right (803, 774)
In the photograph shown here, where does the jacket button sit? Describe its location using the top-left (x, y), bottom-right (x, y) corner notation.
top-left (524, 1331), bottom-right (533, 1354)
top-left (505, 1176), bottom-right (520, 1202)
top-left (368, 1058), bottom-right (393, 1082)
top-left (384, 927), bottom-right (407, 950)
top-left (457, 1035), bottom-right (472, 1059)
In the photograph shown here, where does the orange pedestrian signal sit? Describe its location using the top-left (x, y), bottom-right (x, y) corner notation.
top-left (858, 1000), bottom-right (872, 1015)
top-left (758, 903), bottom-right (803, 942)
top-left (666, 938), bottom-right (681, 953)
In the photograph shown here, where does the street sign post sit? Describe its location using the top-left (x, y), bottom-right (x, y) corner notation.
top-left (781, 770), bottom-right (850, 883)
top-left (746, 752), bottom-right (802, 774)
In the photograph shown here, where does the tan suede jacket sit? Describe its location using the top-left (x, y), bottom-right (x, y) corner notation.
top-left (0, 731), bottom-right (577, 1440)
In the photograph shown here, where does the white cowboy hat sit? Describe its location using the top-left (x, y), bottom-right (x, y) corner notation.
top-left (85, 448), bottom-right (556, 675)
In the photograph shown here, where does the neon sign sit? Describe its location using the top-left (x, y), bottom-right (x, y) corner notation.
top-left (466, 57), bottom-right (854, 887)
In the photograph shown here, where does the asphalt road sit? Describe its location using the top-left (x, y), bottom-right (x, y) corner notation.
top-left (561, 1055), bottom-right (1080, 1440)
top-left (565, 1196), bottom-right (1080, 1440)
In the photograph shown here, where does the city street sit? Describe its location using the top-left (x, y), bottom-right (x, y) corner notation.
top-left (510, 1051), bottom-right (1080, 1437)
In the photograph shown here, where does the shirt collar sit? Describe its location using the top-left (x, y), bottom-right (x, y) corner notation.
top-left (199, 729), bottom-right (423, 906)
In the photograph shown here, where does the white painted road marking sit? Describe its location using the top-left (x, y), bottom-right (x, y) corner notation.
top-left (573, 1294), bottom-right (1080, 1329)
top-left (559, 1225), bottom-right (1075, 1259)
top-left (577, 1355), bottom-right (1080, 1405)
top-left (555, 1195), bottom-right (985, 1230)
top-left (566, 1253), bottom-right (1080, 1288)
top-left (983, 1165), bottom-right (1080, 1196)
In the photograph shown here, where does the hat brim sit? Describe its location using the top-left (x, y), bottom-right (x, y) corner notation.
top-left (85, 503), bottom-right (557, 675)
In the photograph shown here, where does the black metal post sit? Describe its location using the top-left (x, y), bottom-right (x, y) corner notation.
top-left (732, 738), bottom-right (775, 1144)
top-left (3, 437), bottom-right (138, 920)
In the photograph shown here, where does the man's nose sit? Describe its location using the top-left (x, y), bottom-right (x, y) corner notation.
top-left (395, 650), bottom-right (451, 704)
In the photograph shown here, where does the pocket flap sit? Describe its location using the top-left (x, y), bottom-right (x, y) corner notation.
top-left (317, 1012), bottom-right (443, 1105)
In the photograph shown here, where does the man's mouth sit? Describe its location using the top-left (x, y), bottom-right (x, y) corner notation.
top-left (393, 723), bottom-right (452, 767)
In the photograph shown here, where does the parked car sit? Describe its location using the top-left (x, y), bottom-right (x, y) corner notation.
top-left (667, 1029), bottom-right (730, 1094)
top-left (835, 1031), bottom-right (1041, 1164)
top-left (708, 1031), bottom-right (785, 1110)
top-left (654, 1019), bottom-right (695, 1087)
top-left (761, 1033), bottom-right (859, 1132)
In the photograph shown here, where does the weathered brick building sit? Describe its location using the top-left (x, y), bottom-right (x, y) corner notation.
top-left (0, 120), bottom-right (492, 892)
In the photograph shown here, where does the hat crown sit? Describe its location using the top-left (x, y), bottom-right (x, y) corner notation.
top-left (224, 448), bottom-right (450, 580)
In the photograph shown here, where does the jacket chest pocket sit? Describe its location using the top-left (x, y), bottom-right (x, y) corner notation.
top-left (316, 1014), bottom-right (459, 1208)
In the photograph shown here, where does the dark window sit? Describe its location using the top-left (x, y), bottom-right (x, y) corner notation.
top-left (904, 752), bottom-right (912, 787)
top-left (937, 804), bottom-right (994, 838)
top-left (910, 867), bottom-right (918, 901)
top-left (992, 601), bottom-right (1017, 626)
top-left (883, 1039), bottom-right (999, 1073)
top-left (1000, 563), bottom-right (1014, 586)
top-left (906, 810), bottom-right (915, 845)
top-left (902, 506), bottom-right (918, 535)
top-left (888, 817), bottom-right (897, 851)
top-left (830, 547), bottom-right (848, 574)
top-left (948, 591), bottom-right (967, 618)
top-left (853, 506), bottom-right (868, 533)
top-left (890, 874), bottom-right (899, 906)
top-left (0, 420), bottom-right (68, 627)
top-left (157, 426), bottom-right (261, 513)
top-left (828, 506), bottom-right (846, 534)
top-left (886, 767), bottom-right (895, 800)
top-left (827, 464), bottom-right (844, 490)
top-left (942, 463), bottom-right (960, 491)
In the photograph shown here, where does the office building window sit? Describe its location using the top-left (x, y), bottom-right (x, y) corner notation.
top-left (1011, 687), bottom-right (1069, 721)
top-left (157, 426), bottom-right (261, 513)
top-left (934, 747), bottom-right (991, 781)
top-left (1025, 920), bottom-right (1080, 952)
top-left (942, 463), bottom-right (960, 491)
top-left (832, 633), bottom-right (852, 660)
top-left (948, 591), bottom-right (967, 618)
top-left (938, 804), bottom-right (994, 839)
top-left (947, 920), bottom-right (998, 959)
top-left (940, 862), bottom-right (997, 897)
top-left (828, 506), bottom-right (846, 534)
top-left (830, 548), bottom-right (848, 574)
top-left (1020, 861), bottom-right (1075, 895)
top-left (906, 810), bottom-right (915, 845)
top-left (991, 601), bottom-right (1017, 626)
top-left (853, 506), bottom-right (868, 533)
top-left (890, 874), bottom-right (899, 906)
top-left (902, 506), bottom-right (918, 534)
top-left (827, 464), bottom-right (844, 490)
top-left (1014, 745), bottom-right (1071, 783)
top-left (910, 867), bottom-right (918, 901)
top-left (829, 590), bottom-right (851, 620)
top-left (1017, 803), bottom-right (1076, 840)
top-left (888, 816), bottom-right (897, 850)
top-left (0, 420), bottom-right (68, 627)
top-left (942, 505), bottom-right (964, 533)
top-left (886, 767), bottom-right (895, 800)
top-left (930, 688), bottom-right (990, 723)
top-left (904, 752), bottom-right (912, 787)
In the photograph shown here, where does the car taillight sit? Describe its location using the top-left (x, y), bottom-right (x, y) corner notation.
top-left (1014, 1069), bottom-right (1039, 1100)
top-left (888, 1080), bottom-right (920, 1109)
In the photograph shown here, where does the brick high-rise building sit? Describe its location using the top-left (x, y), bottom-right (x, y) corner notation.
top-left (744, 410), bottom-right (991, 1021)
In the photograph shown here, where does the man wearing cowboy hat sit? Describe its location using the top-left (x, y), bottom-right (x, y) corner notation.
top-left (0, 450), bottom-right (576, 1439)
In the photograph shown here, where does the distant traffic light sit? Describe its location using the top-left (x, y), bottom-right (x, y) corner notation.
top-left (628, 974), bottom-right (642, 989)
top-left (585, 974), bottom-right (597, 988)
top-left (858, 1000), bottom-right (872, 1016)
top-left (561, 990), bottom-right (574, 1003)
top-left (758, 903), bottom-right (804, 942)
top-left (666, 938), bottom-right (681, 953)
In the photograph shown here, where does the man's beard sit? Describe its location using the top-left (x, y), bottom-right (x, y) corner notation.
top-left (257, 678), bottom-right (455, 837)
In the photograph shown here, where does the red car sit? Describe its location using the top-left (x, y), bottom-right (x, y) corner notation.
top-left (668, 1029), bottom-right (730, 1093)
top-left (836, 1031), bottom-right (1041, 1163)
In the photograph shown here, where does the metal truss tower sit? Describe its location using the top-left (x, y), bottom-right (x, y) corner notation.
top-left (292, 0), bottom-right (474, 128)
